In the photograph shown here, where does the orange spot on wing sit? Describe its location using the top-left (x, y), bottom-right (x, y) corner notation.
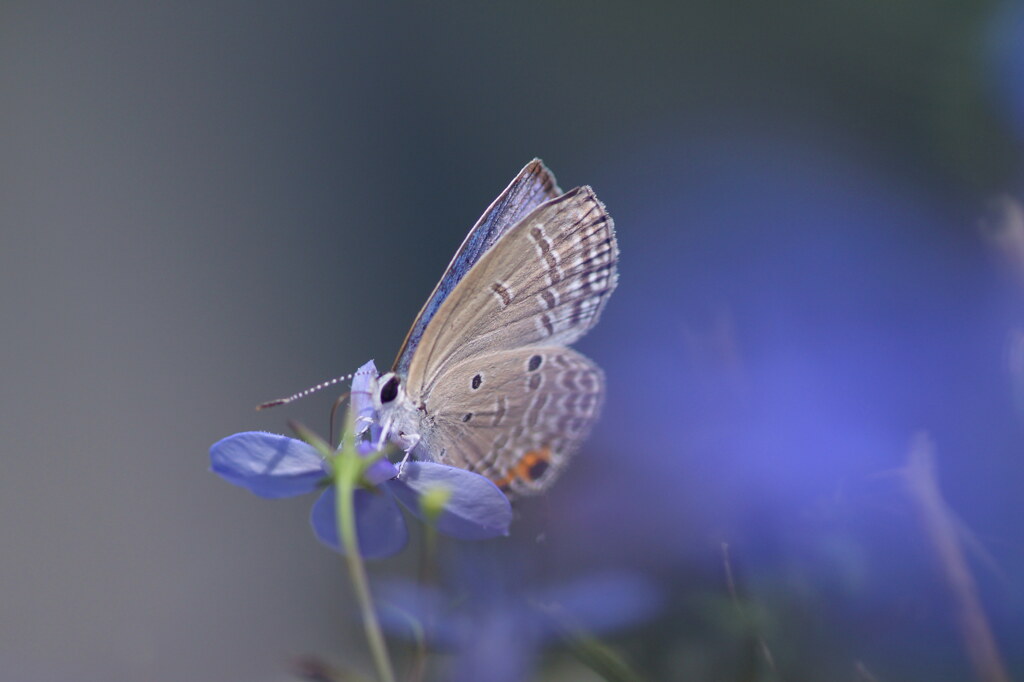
top-left (492, 447), bottom-right (553, 491)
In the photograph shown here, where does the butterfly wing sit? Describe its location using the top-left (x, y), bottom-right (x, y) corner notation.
top-left (417, 346), bottom-right (604, 496)
top-left (393, 159), bottom-right (561, 374)
top-left (407, 186), bottom-right (617, 398)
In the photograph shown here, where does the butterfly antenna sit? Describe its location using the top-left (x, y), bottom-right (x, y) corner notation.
top-left (256, 373), bottom-right (356, 411)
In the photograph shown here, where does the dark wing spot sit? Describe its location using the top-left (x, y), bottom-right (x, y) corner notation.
top-left (528, 354), bottom-right (542, 372)
top-left (541, 313), bottom-right (554, 336)
top-left (527, 458), bottom-right (550, 482)
top-left (471, 374), bottom-right (483, 390)
top-left (528, 374), bottom-right (542, 391)
top-left (491, 282), bottom-right (512, 306)
top-left (380, 375), bottom-right (400, 403)
top-left (462, 412), bottom-right (473, 423)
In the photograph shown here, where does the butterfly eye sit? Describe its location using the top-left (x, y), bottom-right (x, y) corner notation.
top-left (380, 375), bottom-right (400, 403)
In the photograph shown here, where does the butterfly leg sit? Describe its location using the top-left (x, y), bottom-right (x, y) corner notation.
top-left (375, 414), bottom-right (393, 451)
top-left (396, 450), bottom-right (411, 476)
top-left (355, 414), bottom-right (374, 436)
top-left (395, 433), bottom-right (420, 477)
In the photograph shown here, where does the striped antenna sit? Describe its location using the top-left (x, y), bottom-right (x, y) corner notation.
top-left (256, 373), bottom-right (356, 410)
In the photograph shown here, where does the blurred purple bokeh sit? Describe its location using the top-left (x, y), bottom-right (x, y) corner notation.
top-left (3, 1), bottom-right (1023, 680)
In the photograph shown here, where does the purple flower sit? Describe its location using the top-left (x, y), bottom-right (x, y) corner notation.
top-left (209, 362), bottom-right (513, 559)
top-left (350, 359), bottom-right (380, 438)
top-left (210, 431), bottom-right (512, 558)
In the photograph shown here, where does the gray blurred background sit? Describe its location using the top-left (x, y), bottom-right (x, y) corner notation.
top-left (3, 1), bottom-right (1024, 681)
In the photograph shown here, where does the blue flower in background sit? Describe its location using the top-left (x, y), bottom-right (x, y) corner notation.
top-left (209, 360), bottom-right (513, 558)
top-left (377, 562), bottom-right (661, 682)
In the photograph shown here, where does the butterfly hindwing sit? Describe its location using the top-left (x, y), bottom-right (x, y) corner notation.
top-left (417, 346), bottom-right (605, 496)
top-left (407, 186), bottom-right (618, 398)
top-left (393, 159), bottom-right (561, 374)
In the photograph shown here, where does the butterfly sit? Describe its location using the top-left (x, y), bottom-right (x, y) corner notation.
top-left (371, 159), bottom-right (619, 497)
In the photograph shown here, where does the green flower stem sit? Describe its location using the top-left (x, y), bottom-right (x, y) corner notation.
top-left (333, 450), bottom-right (396, 682)
top-left (295, 418), bottom-right (396, 682)
top-left (537, 603), bottom-right (647, 682)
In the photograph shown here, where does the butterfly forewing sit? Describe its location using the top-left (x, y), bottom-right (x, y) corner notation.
top-left (418, 347), bottom-right (605, 496)
top-left (407, 186), bottom-right (618, 398)
top-left (393, 159), bottom-right (562, 374)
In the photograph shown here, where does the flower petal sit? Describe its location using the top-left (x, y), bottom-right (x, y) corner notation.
top-left (209, 432), bottom-right (326, 498)
top-left (310, 486), bottom-right (408, 559)
top-left (350, 360), bottom-right (378, 436)
top-left (364, 456), bottom-right (399, 486)
top-left (355, 440), bottom-right (399, 485)
top-left (390, 462), bottom-right (512, 540)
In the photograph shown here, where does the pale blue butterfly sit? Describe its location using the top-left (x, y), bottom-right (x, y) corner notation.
top-left (367, 160), bottom-right (619, 496)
